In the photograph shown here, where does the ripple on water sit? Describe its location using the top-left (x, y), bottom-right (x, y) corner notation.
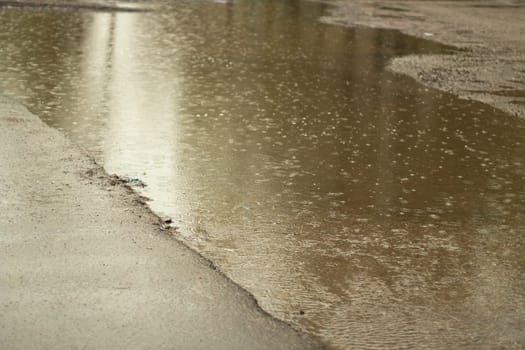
top-left (0, 1), bottom-right (524, 349)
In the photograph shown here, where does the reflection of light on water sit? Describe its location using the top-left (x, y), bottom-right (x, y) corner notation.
top-left (81, 13), bottom-right (111, 97)
top-left (91, 12), bottom-right (188, 221)
top-left (73, 13), bottom-right (112, 147)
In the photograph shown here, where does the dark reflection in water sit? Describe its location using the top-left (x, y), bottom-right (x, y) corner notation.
top-left (1, 1), bottom-right (524, 348)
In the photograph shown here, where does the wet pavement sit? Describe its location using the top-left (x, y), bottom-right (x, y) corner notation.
top-left (0, 0), bottom-right (524, 348)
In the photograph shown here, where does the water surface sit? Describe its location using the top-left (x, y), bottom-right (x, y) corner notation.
top-left (1, 1), bottom-right (524, 348)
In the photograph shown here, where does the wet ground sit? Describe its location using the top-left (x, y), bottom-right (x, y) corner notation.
top-left (1, 0), bottom-right (524, 348)
top-left (324, 0), bottom-right (525, 119)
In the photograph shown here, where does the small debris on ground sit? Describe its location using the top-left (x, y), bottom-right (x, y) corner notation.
top-left (159, 223), bottom-right (171, 231)
top-left (108, 174), bottom-right (147, 187)
top-left (126, 177), bottom-right (146, 187)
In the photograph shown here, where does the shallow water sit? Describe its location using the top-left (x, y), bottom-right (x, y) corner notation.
top-left (1, 1), bottom-right (524, 348)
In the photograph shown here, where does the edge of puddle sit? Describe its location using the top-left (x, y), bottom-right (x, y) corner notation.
top-left (0, 93), bottom-right (326, 349)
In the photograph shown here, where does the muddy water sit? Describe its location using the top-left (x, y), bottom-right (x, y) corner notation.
top-left (1, 1), bottom-right (524, 348)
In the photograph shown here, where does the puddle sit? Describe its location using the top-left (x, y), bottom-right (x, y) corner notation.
top-left (470, 89), bottom-right (525, 98)
top-left (377, 5), bottom-right (409, 12)
top-left (0, 0), bottom-right (150, 12)
top-left (0, 1), bottom-right (524, 348)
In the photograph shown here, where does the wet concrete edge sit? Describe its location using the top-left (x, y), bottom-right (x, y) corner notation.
top-left (0, 93), bottom-right (325, 349)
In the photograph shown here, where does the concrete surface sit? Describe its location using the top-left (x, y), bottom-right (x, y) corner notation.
top-left (0, 94), bottom-right (321, 350)
top-left (322, 0), bottom-right (525, 118)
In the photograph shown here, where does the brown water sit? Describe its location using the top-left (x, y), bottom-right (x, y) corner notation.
top-left (1, 1), bottom-right (524, 348)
